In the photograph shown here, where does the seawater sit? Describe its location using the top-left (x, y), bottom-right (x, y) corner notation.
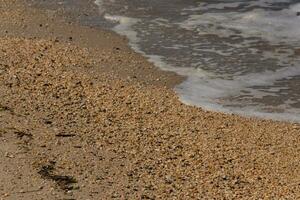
top-left (95, 0), bottom-right (300, 122)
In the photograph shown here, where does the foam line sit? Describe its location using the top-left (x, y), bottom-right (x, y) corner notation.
top-left (179, 3), bottom-right (300, 43)
top-left (94, 0), bottom-right (300, 122)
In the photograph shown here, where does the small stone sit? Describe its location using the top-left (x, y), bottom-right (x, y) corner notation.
top-left (292, 125), bottom-right (299, 130)
top-left (111, 192), bottom-right (120, 198)
top-left (66, 190), bottom-right (73, 195)
top-left (222, 175), bottom-right (228, 181)
top-left (165, 175), bottom-right (173, 184)
top-left (5, 152), bottom-right (14, 158)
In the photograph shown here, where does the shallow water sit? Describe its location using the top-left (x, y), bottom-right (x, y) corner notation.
top-left (92, 0), bottom-right (300, 122)
top-left (30, 0), bottom-right (300, 122)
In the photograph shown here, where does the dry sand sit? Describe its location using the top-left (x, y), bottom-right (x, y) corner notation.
top-left (0, 0), bottom-right (299, 199)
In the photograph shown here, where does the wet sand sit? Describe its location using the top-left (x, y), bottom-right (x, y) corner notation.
top-left (0, 1), bottom-right (299, 199)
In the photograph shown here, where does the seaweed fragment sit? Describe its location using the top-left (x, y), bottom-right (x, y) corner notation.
top-left (38, 162), bottom-right (77, 191)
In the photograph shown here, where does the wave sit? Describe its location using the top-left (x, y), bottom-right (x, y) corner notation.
top-left (95, 0), bottom-right (300, 122)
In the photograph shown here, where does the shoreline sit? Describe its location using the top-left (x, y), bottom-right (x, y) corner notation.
top-left (30, 0), bottom-right (300, 124)
top-left (0, 1), bottom-right (299, 199)
top-left (25, 0), bottom-right (185, 89)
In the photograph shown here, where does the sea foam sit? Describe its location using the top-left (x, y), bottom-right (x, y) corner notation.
top-left (95, 0), bottom-right (300, 122)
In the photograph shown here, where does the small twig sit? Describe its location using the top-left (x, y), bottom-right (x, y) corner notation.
top-left (55, 133), bottom-right (76, 138)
